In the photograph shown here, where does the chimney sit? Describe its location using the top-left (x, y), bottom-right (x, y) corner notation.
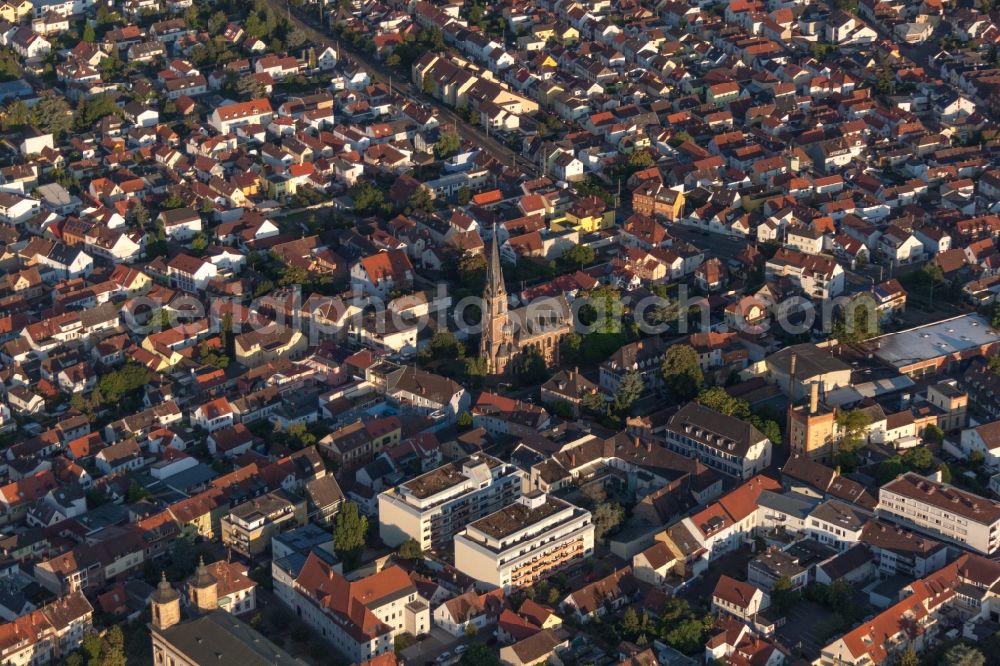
top-left (810, 382), bottom-right (819, 415)
top-left (789, 352), bottom-right (797, 397)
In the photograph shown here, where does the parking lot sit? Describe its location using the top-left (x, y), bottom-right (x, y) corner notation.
top-left (775, 600), bottom-right (834, 660)
top-left (400, 627), bottom-right (479, 665)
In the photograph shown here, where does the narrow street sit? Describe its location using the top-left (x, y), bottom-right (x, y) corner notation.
top-left (258, 0), bottom-right (542, 179)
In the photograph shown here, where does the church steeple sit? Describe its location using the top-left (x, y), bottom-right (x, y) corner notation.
top-left (485, 223), bottom-right (506, 299)
top-left (480, 224), bottom-right (512, 376)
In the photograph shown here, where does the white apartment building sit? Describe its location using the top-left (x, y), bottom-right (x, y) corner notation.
top-left (453, 493), bottom-right (594, 592)
top-left (208, 99), bottom-right (274, 134)
top-left (877, 472), bottom-right (1000, 556)
top-left (765, 247), bottom-right (845, 300)
top-left (805, 499), bottom-right (869, 551)
top-left (378, 453), bottom-right (522, 552)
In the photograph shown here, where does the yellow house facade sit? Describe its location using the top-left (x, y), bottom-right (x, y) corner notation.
top-left (235, 326), bottom-right (307, 368)
top-left (265, 174), bottom-right (297, 200)
top-left (557, 26), bottom-right (579, 44)
top-left (0, 0), bottom-right (32, 22)
top-left (565, 203), bottom-right (615, 233)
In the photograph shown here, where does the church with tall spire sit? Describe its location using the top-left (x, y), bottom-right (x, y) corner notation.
top-left (478, 224), bottom-right (575, 377)
top-left (480, 224), bottom-right (514, 375)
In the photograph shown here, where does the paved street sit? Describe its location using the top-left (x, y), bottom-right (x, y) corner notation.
top-left (401, 627), bottom-right (480, 665)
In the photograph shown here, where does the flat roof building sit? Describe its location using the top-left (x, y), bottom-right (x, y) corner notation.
top-left (454, 492), bottom-right (593, 591)
top-left (872, 314), bottom-right (1000, 377)
top-left (378, 453), bottom-right (522, 552)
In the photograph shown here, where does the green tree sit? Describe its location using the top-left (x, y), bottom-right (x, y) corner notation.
top-left (31, 94), bottom-right (73, 137)
top-left (620, 607), bottom-right (642, 640)
top-left (126, 480), bottom-right (152, 503)
top-left (406, 186), bottom-right (434, 213)
top-left (894, 647), bottom-right (919, 666)
top-left (207, 10), bottom-right (227, 34)
top-left (333, 501), bottom-right (368, 568)
top-left (348, 181), bottom-right (387, 214)
top-left (160, 192), bottom-right (185, 210)
top-left (435, 131), bottom-right (461, 159)
top-left (613, 371), bottom-right (644, 413)
top-left (627, 150), bottom-right (654, 168)
top-left (943, 644), bottom-right (985, 666)
top-left (286, 27), bottom-right (308, 50)
top-left (106, 625), bottom-right (125, 652)
top-left (749, 415), bottom-right (782, 446)
top-left (459, 643), bottom-right (499, 666)
top-left (190, 231), bottom-right (209, 254)
top-left (581, 389), bottom-right (608, 416)
top-left (661, 345), bottom-right (703, 402)
top-left (244, 12), bottom-right (267, 38)
top-left (463, 358), bottom-right (487, 388)
top-left (663, 617), bottom-right (709, 654)
top-left (832, 294), bottom-right (879, 342)
top-left (129, 201), bottom-right (149, 227)
top-left (82, 21), bottom-right (96, 42)
top-left (82, 634), bottom-right (103, 661)
top-left (560, 243), bottom-right (595, 269)
top-left (770, 575), bottom-right (800, 613)
top-left (422, 72), bottom-right (435, 95)
top-left (236, 75), bottom-right (268, 100)
top-left (874, 63), bottom-right (895, 95)
top-left (97, 363), bottom-right (150, 403)
top-left (837, 408), bottom-right (872, 453)
top-left (902, 446), bottom-right (935, 472)
top-left (1, 100), bottom-right (32, 131)
top-left (560, 332), bottom-right (583, 364)
top-left (398, 539), bottom-right (423, 559)
top-left (877, 455), bottom-right (904, 485)
top-left (457, 252), bottom-right (487, 290)
top-left (593, 502), bottom-right (624, 539)
top-left (426, 330), bottom-right (463, 360)
top-left (923, 424), bottom-right (944, 444)
top-left (456, 186), bottom-right (471, 205)
top-left (518, 347), bottom-right (548, 386)
top-left (253, 279), bottom-right (274, 298)
top-left (939, 462), bottom-right (952, 483)
top-left (76, 94), bottom-right (122, 128)
top-left (279, 265), bottom-right (309, 287)
top-left (696, 387), bottom-right (749, 418)
top-left (582, 285), bottom-right (624, 334)
top-left (286, 423), bottom-right (316, 449)
top-left (456, 410), bottom-right (474, 431)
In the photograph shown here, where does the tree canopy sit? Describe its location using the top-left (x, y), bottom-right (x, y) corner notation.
top-left (97, 363), bottom-right (149, 403)
top-left (333, 501), bottom-right (368, 568)
top-left (661, 345), bottom-right (703, 402)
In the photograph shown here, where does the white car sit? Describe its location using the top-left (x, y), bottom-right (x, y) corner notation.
top-left (436, 652), bottom-right (452, 663)
top-left (455, 645), bottom-right (468, 655)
